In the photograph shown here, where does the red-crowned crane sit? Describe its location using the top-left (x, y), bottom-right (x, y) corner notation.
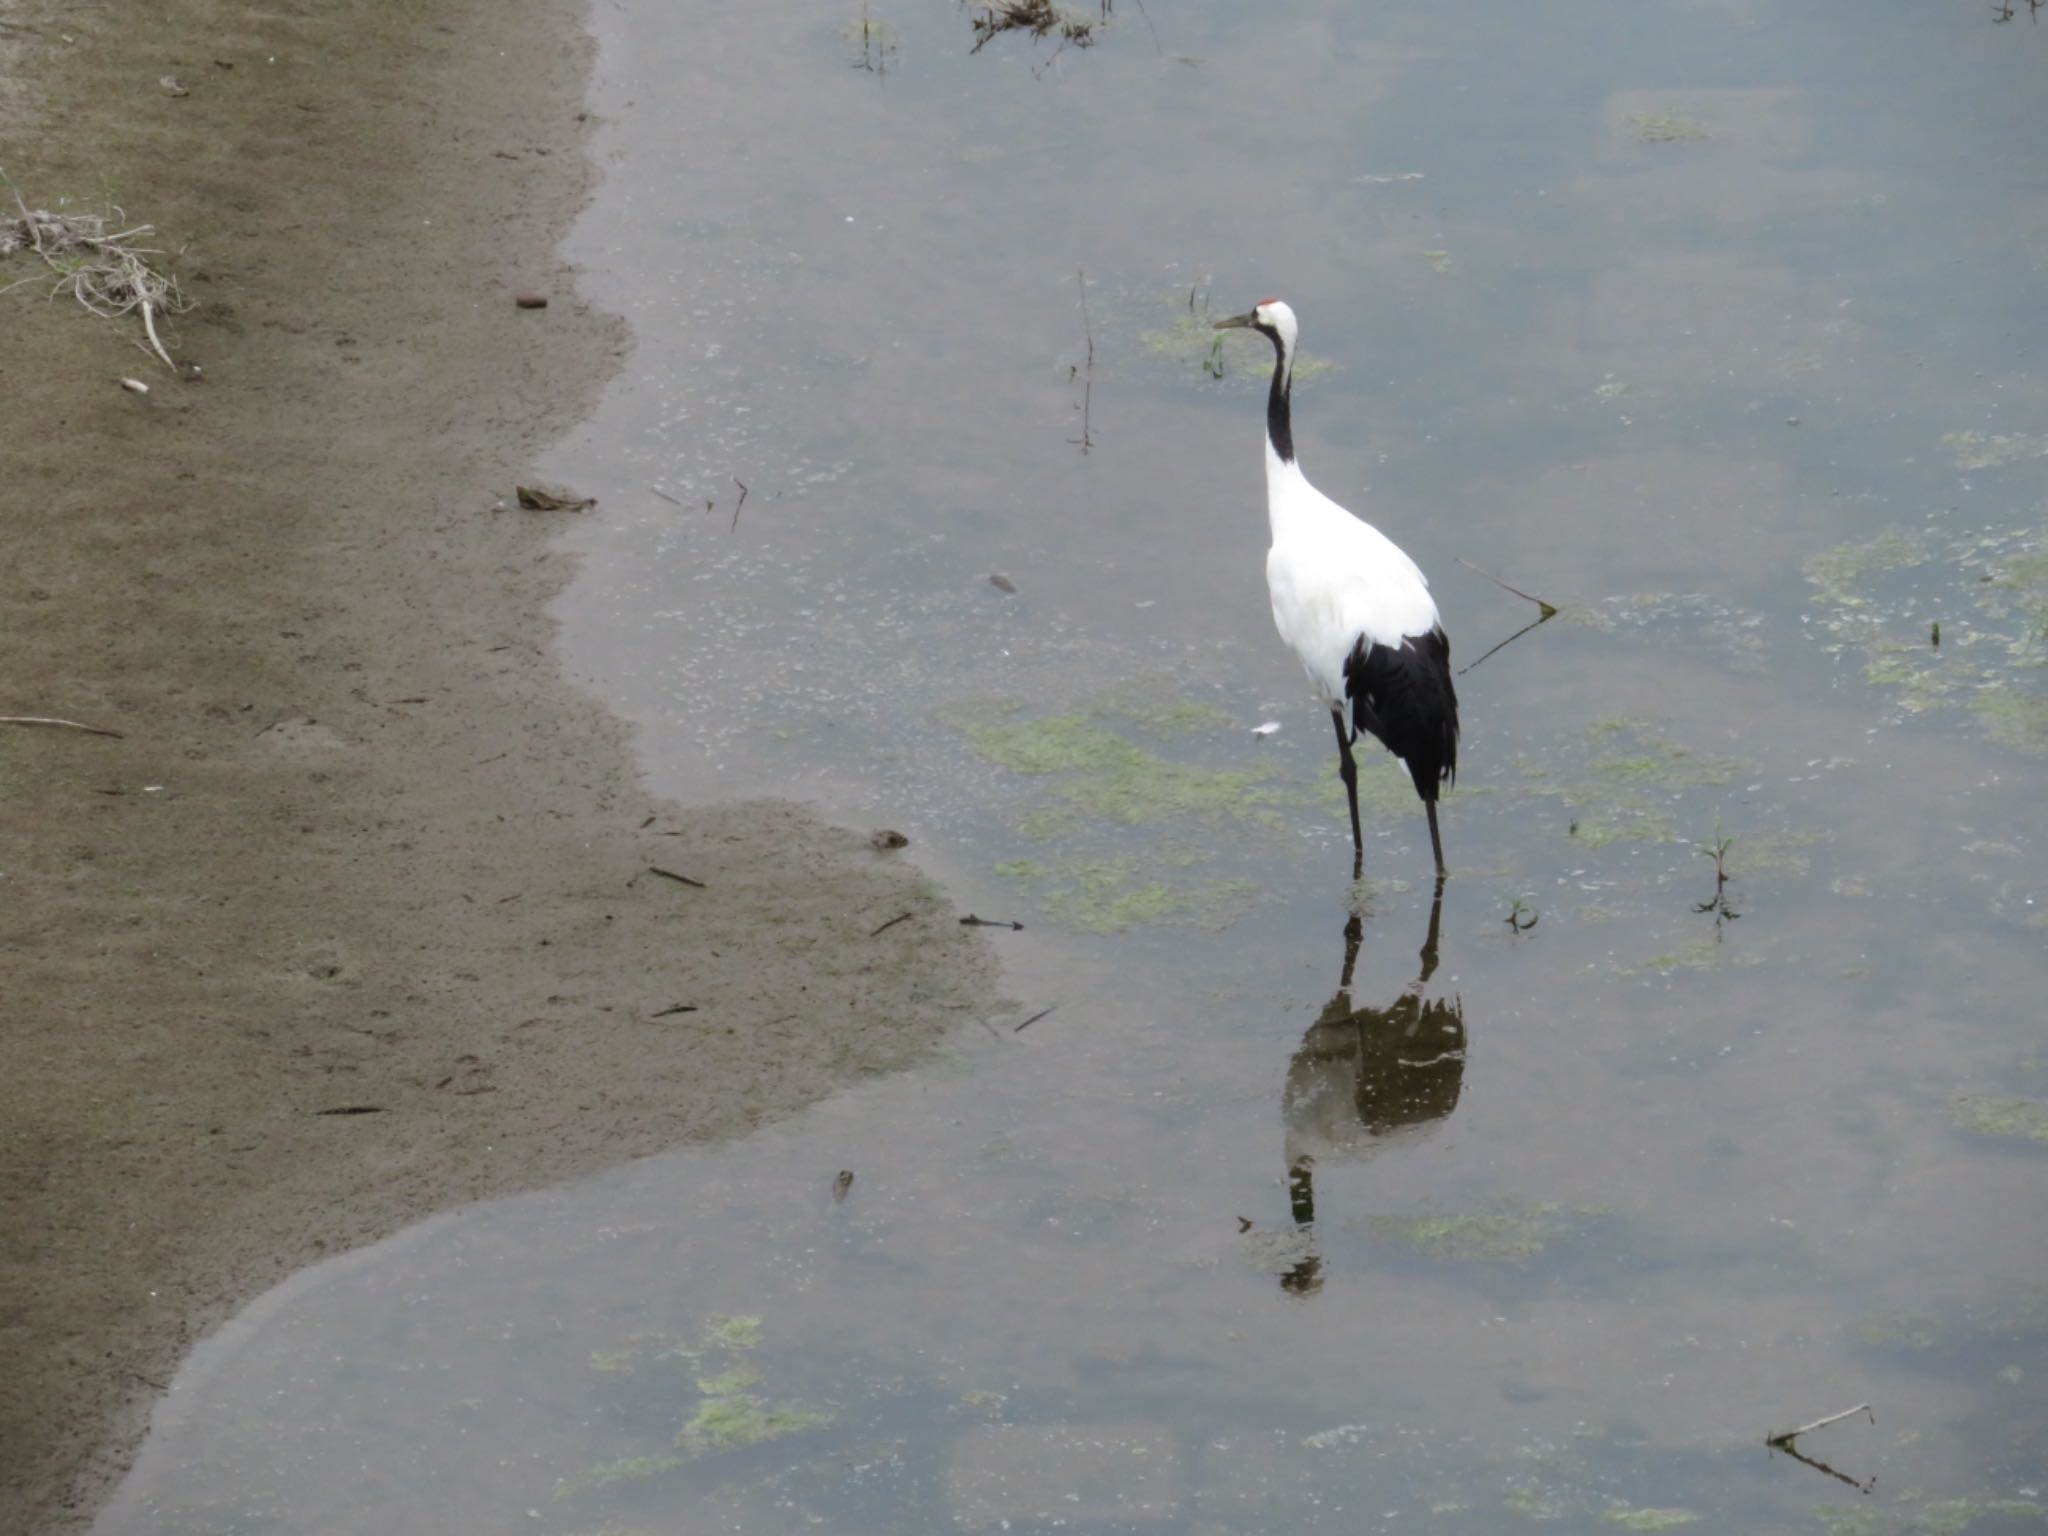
top-left (1214, 299), bottom-right (1459, 880)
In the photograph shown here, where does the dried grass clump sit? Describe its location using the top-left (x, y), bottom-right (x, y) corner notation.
top-left (969, 0), bottom-right (1099, 53)
top-left (1, 171), bottom-right (193, 368)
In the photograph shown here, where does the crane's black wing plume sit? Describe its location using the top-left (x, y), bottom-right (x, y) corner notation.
top-left (1345, 628), bottom-right (1460, 803)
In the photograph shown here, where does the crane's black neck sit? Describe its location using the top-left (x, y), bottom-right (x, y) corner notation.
top-left (1264, 331), bottom-right (1295, 464)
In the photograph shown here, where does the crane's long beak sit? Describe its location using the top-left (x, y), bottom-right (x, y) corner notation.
top-left (1213, 311), bottom-right (1255, 331)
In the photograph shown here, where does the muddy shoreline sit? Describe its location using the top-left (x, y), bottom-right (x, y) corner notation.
top-left (0, 1), bottom-right (998, 1526)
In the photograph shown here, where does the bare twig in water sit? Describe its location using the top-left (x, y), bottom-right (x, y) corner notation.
top-left (1768, 1403), bottom-right (1872, 1447)
top-left (1454, 555), bottom-right (1559, 618)
top-left (648, 485), bottom-right (683, 506)
top-left (1068, 266), bottom-right (1094, 453)
top-left (1, 171), bottom-right (193, 368)
top-left (313, 1105), bottom-right (385, 1116)
top-left (730, 476), bottom-right (749, 531)
top-left (647, 865), bottom-right (707, 888)
top-left (1765, 1403), bottom-right (1877, 1494)
top-left (1451, 557), bottom-right (1561, 677)
top-left (651, 1003), bottom-right (698, 1018)
top-left (0, 714), bottom-right (123, 738)
top-left (868, 911), bottom-right (913, 938)
top-left (1124, 0), bottom-right (1164, 54)
top-left (1769, 1417), bottom-right (1875, 1499)
top-left (1457, 612), bottom-right (1551, 677)
top-left (960, 913), bottom-right (1024, 930)
top-left (1772, 1440), bottom-right (1876, 1494)
top-left (1012, 1005), bottom-right (1055, 1032)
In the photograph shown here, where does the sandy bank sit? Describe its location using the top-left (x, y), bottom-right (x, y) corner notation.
top-left (0, 1), bottom-right (998, 1525)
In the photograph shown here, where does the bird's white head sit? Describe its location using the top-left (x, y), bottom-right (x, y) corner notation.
top-left (1213, 297), bottom-right (1298, 355)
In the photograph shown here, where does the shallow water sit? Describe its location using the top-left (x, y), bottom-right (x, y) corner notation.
top-left (97, 0), bottom-right (2048, 1531)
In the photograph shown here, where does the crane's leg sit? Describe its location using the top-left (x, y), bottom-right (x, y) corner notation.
top-left (1425, 799), bottom-right (1447, 880)
top-left (1329, 708), bottom-right (1363, 860)
top-left (1419, 876), bottom-right (1446, 981)
top-left (1288, 1159), bottom-right (1316, 1226)
top-left (1282, 1161), bottom-right (1324, 1294)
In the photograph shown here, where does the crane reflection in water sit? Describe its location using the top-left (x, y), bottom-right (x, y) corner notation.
top-left (1279, 887), bottom-right (1467, 1295)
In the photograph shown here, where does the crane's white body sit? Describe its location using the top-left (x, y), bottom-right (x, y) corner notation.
top-left (1262, 435), bottom-right (1442, 719)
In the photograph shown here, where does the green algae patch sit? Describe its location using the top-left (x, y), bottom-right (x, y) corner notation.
top-left (1014, 805), bottom-right (1080, 840)
top-left (1629, 935), bottom-right (1758, 976)
top-left (1584, 721), bottom-right (1735, 790)
top-left (1817, 1498), bottom-right (2046, 1536)
top-left (1004, 855), bottom-right (1257, 933)
top-left (1852, 1310), bottom-right (1944, 1350)
top-left (1573, 591), bottom-right (1772, 670)
top-left (1954, 1095), bottom-right (2048, 1144)
top-left (1509, 719), bottom-right (1743, 852)
top-left (552, 1453), bottom-right (684, 1499)
top-left (1357, 1199), bottom-right (1599, 1263)
top-left (1365, 1210), bottom-right (1548, 1262)
top-left (1727, 826), bottom-right (1827, 878)
top-left (1853, 1288), bottom-right (2048, 1368)
top-left (1972, 688), bottom-right (2048, 754)
top-left (588, 1329), bottom-right (691, 1373)
top-left (680, 1391), bottom-right (831, 1454)
top-left (695, 1363), bottom-right (762, 1396)
top-left (1093, 692), bottom-right (1238, 737)
top-left (1504, 1483), bottom-right (1575, 1520)
top-left (1603, 1506), bottom-right (1698, 1530)
top-left (1925, 1502), bottom-right (2047, 1532)
top-left (1944, 430), bottom-right (2048, 471)
top-left (557, 1312), bottom-right (829, 1494)
top-left (669, 1313), bottom-right (829, 1454)
top-left (1627, 112), bottom-right (1708, 143)
top-left (1052, 873), bottom-right (1183, 932)
top-left (1806, 519), bottom-right (2048, 756)
top-left (1805, 530), bottom-right (1928, 605)
top-left (1335, 751), bottom-right (1431, 822)
top-left (949, 693), bottom-right (1312, 932)
top-left (1571, 806), bottom-right (1680, 849)
top-left (1068, 752), bottom-right (1270, 824)
top-left (1595, 755), bottom-right (1685, 784)
top-left (949, 707), bottom-right (1282, 826)
top-left (707, 1314), bottom-right (762, 1350)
